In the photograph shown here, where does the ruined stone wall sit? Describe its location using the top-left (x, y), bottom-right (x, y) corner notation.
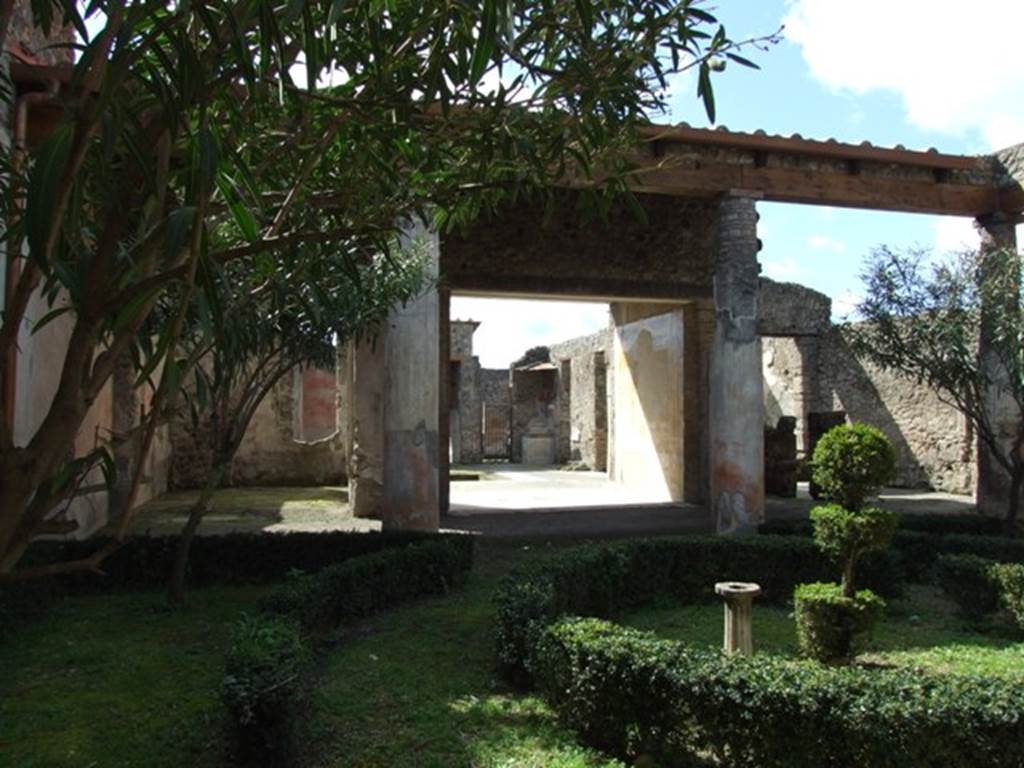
top-left (763, 336), bottom-right (805, 437)
top-left (511, 368), bottom-right (557, 463)
top-left (8, 2), bottom-right (74, 66)
top-left (815, 326), bottom-right (974, 493)
top-left (441, 192), bottom-right (717, 301)
top-left (549, 329), bottom-right (613, 469)
top-left (449, 321), bottom-right (483, 463)
top-left (170, 365), bottom-right (347, 489)
top-left (480, 368), bottom-right (511, 458)
top-left (759, 279), bottom-right (975, 494)
top-left (450, 320), bottom-right (478, 360)
top-left (299, 366), bottom-right (338, 441)
top-left (455, 357), bottom-right (483, 463)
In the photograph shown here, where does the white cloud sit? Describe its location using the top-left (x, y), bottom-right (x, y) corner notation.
top-left (807, 234), bottom-right (845, 253)
top-left (762, 254), bottom-right (805, 282)
top-left (450, 297), bottom-right (609, 369)
top-left (833, 290), bottom-right (862, 321)
top-left (933, 217), bottom-right (981, 254)
top-left (784, 0), bottom-right (1024, 149)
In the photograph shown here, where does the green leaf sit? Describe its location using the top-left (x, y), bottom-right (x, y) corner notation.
top-left (164, 207), bottom-right (198, 263)
top-left (469, 0), bottom-right (498, 85)
top-left (25, 122), bottom-right (74, 266)
top-left (32, 305), bottom-right (72, 334)
top-left (726, 52), bottom-right (760, 70)
top-left (217, 175), bottom-right (259, 242)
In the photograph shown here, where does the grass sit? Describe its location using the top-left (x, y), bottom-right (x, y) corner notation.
top-left (3, 540), bottom-right (1023, 768)
top-left (0, 584), bottom-right (269, 768)
top-left (624, 584), bottom-right (1024, 679)
top-left (296, 541), bottom-right (622, 767)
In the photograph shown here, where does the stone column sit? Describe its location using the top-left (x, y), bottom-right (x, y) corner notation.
top-left (381, 222), bottom-right (441, 531)
top-left (710, 195), bottom-right (764, 534)
top-left (974, 213), bottom-right (1020, 519)
top-left (349, 334), bottom-right (386, 519)
top-left (793, 335), bottom-right (820, 457)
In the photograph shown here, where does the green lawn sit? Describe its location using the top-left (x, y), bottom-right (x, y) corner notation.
top-left (624, 584), bottom-right (1024, 679)
top-left (3, 541), bottom-right (1023, 768)
top-left (296, 544), bottom-right (622, 768)
top-left (0, 585), bottom-right (268, 768)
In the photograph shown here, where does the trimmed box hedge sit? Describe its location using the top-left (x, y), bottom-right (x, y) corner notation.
top-left (759, 517), bottom-right (1024, 583)
top-left (16, 530), bottom-right (471, 590)
top-left (1, 530), bottom-right (473, 627)
top-left (536, 617), bottom-right (1024, 768)
top-left (494, 535), bottom-right (902, 684)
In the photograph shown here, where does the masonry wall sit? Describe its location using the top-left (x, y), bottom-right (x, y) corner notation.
top-left (815, 326), bottom-right (975, 493)
top-left (480, 368), bottom-right (512, 458)
top-left (511, 369), bottom-right (557, 464)
top-left (171, 364), bottom-right (347, 489)
top-left (441, 192), bottom-right (717, 301)
top-left (609, 305), bottom-right (686, 501)
top-left (759, 279), bottom-right (975, 494)
top-left (549, 329), bottom-right (613, 470)
top-left (450, 321), bottom-right (483, 463)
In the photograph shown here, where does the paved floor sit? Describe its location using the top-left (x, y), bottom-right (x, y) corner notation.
top-left (442, 465), bottom-right (974, 538)
top-left (131, 468), bottom-right (975, 540)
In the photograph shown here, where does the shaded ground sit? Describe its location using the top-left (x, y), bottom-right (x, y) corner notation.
top-left (128, 485), bottom-right (376, 536)
top-left (129, 473), bottom-right (974, 540)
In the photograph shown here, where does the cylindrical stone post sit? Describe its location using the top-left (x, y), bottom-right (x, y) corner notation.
top-left (715, 581), bottom-right (762, 656)
top-left (710, 195), bottom-right (765, 534)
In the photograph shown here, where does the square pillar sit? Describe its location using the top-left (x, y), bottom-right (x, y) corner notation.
top-left (348, 335), bottom-right (386, 519)
top-left (382, 223), bottom-right (441, 531)
top-left (710, 195), bottom-right (764, 533)
top-left (975, 213), bottom-right (1020, 519)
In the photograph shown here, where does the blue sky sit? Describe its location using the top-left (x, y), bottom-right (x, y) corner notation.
top-left (458, 0), bottom-right (1024, 367)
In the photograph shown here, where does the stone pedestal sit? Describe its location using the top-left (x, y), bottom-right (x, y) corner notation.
top-left (710, 196), bottom-right (765, 533)
top-left (715, 581), bottom-right (762, 656)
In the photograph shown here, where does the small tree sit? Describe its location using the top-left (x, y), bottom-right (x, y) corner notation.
top-left (850, 245), bottom-right (1024, 530)
top-left (512, 345), bottom-right (551, 369)
top-left (166, 238), bottom-right (425, 606)
top-left (0, 0), bottom-right (778, 578)
top-left (795, 423), bottom-right (898, 663)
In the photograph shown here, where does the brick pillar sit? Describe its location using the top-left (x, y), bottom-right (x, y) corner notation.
top-left (710, 195), bottom-right (764, 533)
top-left (975, 213), bottom-right (1020, 519)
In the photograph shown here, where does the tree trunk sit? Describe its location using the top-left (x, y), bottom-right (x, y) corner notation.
top-left (1007, 468), bottom-right (1023, 537)
top-left (841, 559), bottom-right (856, 599)
top-left (0, 461), bottom-right (41, 573)
top-left (167, 464), bottom-right (225, 608)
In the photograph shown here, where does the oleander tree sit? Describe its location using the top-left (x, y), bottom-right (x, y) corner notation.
top-left (165, 235), bottom-right (426, 606)
top-left (0, 0), bottom-right (778, 578)
top-left (850, 245), bottom-right (1024, 532)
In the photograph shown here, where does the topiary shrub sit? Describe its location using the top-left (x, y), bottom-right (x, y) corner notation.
top-left (810, 504), bottom-right (898, 597)
top-left (811, 423), bottom-right (897, 511)
top-left (935, 553), bottom-right (1001, 619)
top-left (794, 582), bottom-right (885, 664)
top-left (796, 425), bottom-right (898, 663)
top-left (222, 614), bottom-right (310, 767)
top-left (991, 563), bottom-right (1024, 631)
